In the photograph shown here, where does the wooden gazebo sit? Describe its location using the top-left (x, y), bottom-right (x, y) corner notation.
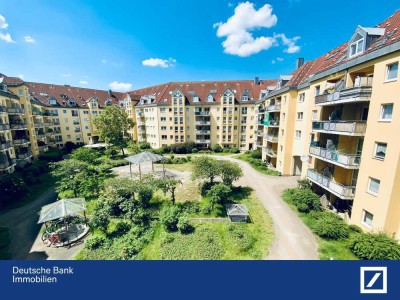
top-left (124, 151), bottom-right (167, 180)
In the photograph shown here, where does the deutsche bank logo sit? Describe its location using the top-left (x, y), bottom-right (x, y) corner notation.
top-left (360, 267), bottom-right (387, 294)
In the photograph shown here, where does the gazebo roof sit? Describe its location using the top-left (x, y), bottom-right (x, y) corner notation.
top-left (124, 151), bottom-right (166, 165)
top-left (38, 198), bottom-right (86, 224)
top-left (226, 204), bottom-right (249, 216)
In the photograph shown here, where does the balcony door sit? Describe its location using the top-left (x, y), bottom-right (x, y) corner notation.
top-left (361, 106), bottom-right (369, 121)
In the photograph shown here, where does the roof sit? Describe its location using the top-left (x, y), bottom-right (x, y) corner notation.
top-left (0, 73), bottom-right (24, 86)
top-left (124, 151), bottom-right (166, 164)
top-left (226, 204), bottom-right (249, 216)
top-left (38, 198), bottom-right (86, 223)
top-left (131, 79), bottom-right (278, 106)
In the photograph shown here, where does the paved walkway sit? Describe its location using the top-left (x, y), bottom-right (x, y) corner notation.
top-left (0, 187), bottom-right (84, 260)
top-left (221, 156), bottom-right (319, 260)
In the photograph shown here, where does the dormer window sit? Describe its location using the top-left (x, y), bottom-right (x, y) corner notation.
top-left (350, 33), bottom-right (364, 57)
top-left (193, 96), bottom-right (199, 103)
top-left (207, 94), bottom-right (213, 102)
top-left (241, 94), bottom-right (248, 101)
top-left (91, 98), bottom-right (97, 108)
top-left (105, 99), bottom-right (112, 106)
top-left (49, 97), bottom-right (57, 105)
top-left (68, 98), bottom-right (76, 106)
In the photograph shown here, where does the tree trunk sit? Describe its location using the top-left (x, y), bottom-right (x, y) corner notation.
top-left (121, 147), bottom-right (125, 156)
top-left (171, 189), bottom-right (176, 205)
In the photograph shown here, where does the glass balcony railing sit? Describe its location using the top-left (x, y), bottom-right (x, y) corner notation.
top-left (309, 146), bottom-right (361, 169)
top-left (263, 148), bottom-right (277, 157)
top-left (312, 121), bottom-right (366, 135)
top-left (264, 120), bottom-right (280, 127)
top-left (264, 134), bottom-right (278, 143)
top-left (265, 104), bottom-right (281, 112)
top-left (195, 139), bottom-right (210, 144)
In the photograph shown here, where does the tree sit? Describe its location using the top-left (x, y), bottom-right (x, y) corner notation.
top-left (70, 147), bottom-right (99, 165)
top-left (191, 156), bottom-right (219, 183)
top-left (207, 183), bottom-right (231, 208)
top-left (217, 160), bottom-right (243, 186)
top-left (93, 105), bottom-right (134, 155)
top-left (156, 179), bottom-right (182, 204)
top-left (64, 141), bottom-right (77, 154)
top-left (159, 205), bottom-right (180, 231)
top-left (212, 144), bottom-right (223, 153)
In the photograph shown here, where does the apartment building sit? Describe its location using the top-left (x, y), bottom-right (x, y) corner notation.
top-left (130, 79), bottom-right (277, 150)
top-left (258, 10), bottom-right (400, 238)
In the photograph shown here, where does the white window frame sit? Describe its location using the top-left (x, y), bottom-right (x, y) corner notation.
top-left (361, 210), bottom-right (373, 229)
top-left (373, 142), bottom-right (387, 160)
top-left (379, 103), bottom-right (393, 122)
top-left (297, 112), bottom-right (304, 120)
top-left (385, 62), bottom-right (398, 82)
top-left (295, 130), bottom-right (302, 139)
top-left (349, 38), bottom-right (364, 57)
top-left (367, 177), bottom-right (380, 196)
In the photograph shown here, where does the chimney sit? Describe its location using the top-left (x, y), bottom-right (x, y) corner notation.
top-left (108, 89), bottom-right (113, 97)
top-left (296, 58), bottom-right (305, 70)
top-left (254, 76), bottom-right (260, 85)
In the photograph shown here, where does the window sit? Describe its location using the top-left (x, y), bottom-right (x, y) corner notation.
top-left (193, 96), bottom-right (199, 102)
top-left (362, 210), bottom-right (373, 228)
top-left (241, 94), bottom-right (248, 101)
top-left (380, 104), bottom-right (393, 121)
top-left (386, 62), bottom-right (398, 81)
top-left (280, 145), bottom-right (283, 152)
top-left (241, 107), bottom-right (247, 114)
top-left (161, 126), bottom-right (166, 131)
top-left (350, 37), bottom-right (364, 57)
top-left (297, 112), bottom-right (304, 120)
top-left (315, 86), bottom-right (320, 96)
top-left (49, 97), bottom-right (57, 105)
top-left (85, 126), bottom-right (89, 130)
top-left (282, 113), bottom-right (286, 121)
top-left (281, 129), bottom-right (284, 136)
top-left (66, 126), bottom-right (70, 131)
top-left (105, 100), bottom-right (112, 106)
top-left (160, 108), bottom-right (166, 113)
top-left (207, 94), bottom-right (213, 102)
top-left (295, 130), bottom-right (302, 138)
top-left (373, 142), bottom-right (387, 160)
top-left (83, 111), bottom-right (89, 115)
top-left (367, 177), bottom-right (380, 195)
top-left (161, 135), bottom-right (167, 140)
top-left (312, 110), bottom-right (318, 121)
top-left (63, 110), bottom-right (67, 114)
top-left (298, 93), bottom-right (305, 102)
top-left (160, 117), bottom-right (166, 122)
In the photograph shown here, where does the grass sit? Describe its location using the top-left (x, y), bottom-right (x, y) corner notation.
top-left (282, 189), bottom-right (358, 260)
top-left (237, 153), bottom-right (279, 176)
top-left (0, 227), bottom-right (11, 260)
top-left (163, 163), bottom-right (192, 172)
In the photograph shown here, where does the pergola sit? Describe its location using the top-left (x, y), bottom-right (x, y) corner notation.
top-left (124, 151), bottom-right (167, 180)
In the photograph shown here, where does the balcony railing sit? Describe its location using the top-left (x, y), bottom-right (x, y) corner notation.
top-left (53, 121), bottom-right (61, 126)
top-left (13, 138), bottom-right (30, 145)
top-left (43, 122), bottom-right (53, 127)
top-left (309, 146), bottom-right (361, 169)
top-left (47, 140), bottom-right (56, 146)
top-left (265, 134), bottom-right (278, 143)
top-left (195, 111), bottom-right (210, 116)
top-left (10, 123), bottom-right (28, 130)
top-left (38, 145), bottom-right (48, 152)
top-left (32, 110), bottom-right (43, 116)
top-left (36, 132), bottom-right (45, 138)
top-left (254, 130), bottom-right (263, 136)
top-left (263, 148), bottom-right (277, 157)
top-left (257, 109), bottom-right (265, 114)
top-left (195, 130), bottom-right (211, 134)
top-left (257, 120), bottom-right (264, 125)
top-left (0, 124), bottom-right (10, 131)
top-left (195, 121), bottom-right (211, 125)
top-left (307, 169), bottom-right (355, 200)
top-left (266, 104), bottom-right (281, 112)
top-left (196, 139), bottom-right (210, 144)
top-left (0, 141), bottom-right (13, 150)
top-left (264, 120), bottom-right (280, 127)
top-left (0, 105), bottom-right (7, 113)
top-left (312, 121), bottom-right (367, 135)
top-left (7, 107), bottom-right (25, 114)
top-left (74, 129), bottom-right (81, 133)
top-left (46, 131), bottom-right (54, 136)
top-left (34, 122), bottom-right (44, 128)
top-left (0, 158), bottom-right (16, 170)
top-left (17, 152), bottom-right (32, 160)
top-left (255, 141), bottom-right (262, 147)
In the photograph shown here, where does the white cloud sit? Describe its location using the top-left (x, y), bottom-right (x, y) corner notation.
top-left (275, 33), bottom-right (301, 53)
top-left (79, 80), bottom-right (88, 85)
top-left (142, 58), bottom-right (176, 68)
top-left (17, 74), bottom-right (24, 79)
top-left (24, 35), bottom-right (35, 43)
top-left (271, 60), bottom-right (276, 64)
top-left (213, 2), bottom-right (278, 57)
top-left (61, 73), bottom-right (72, 77)
top-left (109, 81), bottom-right (132, 92)
top-left (277, 57), bottom-right (284, 62)
top-left (0, 15), bottom-right (9, 29)
top-left (101, 59), bottom-right (107, 63)
top-left (228, 2), bottom-right (234, 7)
top-left (0, 32), bottom-right (15, 43)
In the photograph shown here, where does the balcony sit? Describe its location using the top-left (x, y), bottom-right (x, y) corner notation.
top-left (74, 129), bottom-right (81, 133)
top-left (136, 121), bottom-right (145, 126)
top-left (195, 121), bottom-right (211, 125)
top-left (36, 132), bottom-right (45, 138)
top-left (34, 122), bottom-right (44, 128)
top-left (264, 120), bottom-right (280, 127)
top-left (17, 151), bottom-right (32, 160)
top-left (7, 107), bottom-right (25, 115)
top-left (195, 111), bottom-right (210, 116)
top-left (46, 131), bottom-right (54, 136)
top-left (255, 141), bottom-right (262, 147)
top-left (53, 120), bottom-right (61, 126)
top-left (10, 122), bottom-right (28, 130)
top-left (307, 169), bottom-right (355, 200)
top-left (257, 108), bottom-right (265, 114)
top-left (264, 134), bottom-right (278, 143)
top-left (195, 130), bottom-right (211, 135)
top-left (312, 121), bottom-right (366, 136)
top-left (0, 105), bottom-right (7, 113)
top-left (309, 146), bottom-right (361, 169)
top-left (13, 138), bottom-right (30, 145)
top-left (266, 104), bottom-right (281, 112)
top-left (256, 119), bottom-right (264, 125)
top-left (0, 141), bottom-right (13, 150)
top-left (43, 122), bottom-right (54, 127)
top-left (47, 140), bottom-right (56, 146)
top-left (0, 124), bottom-right (10, 131)
top-left (196, 139), bottom-right (211, 144)
top-left (38, 145), bottom-right (48, 152)
top-left (263, 148), bottom-right (277, 157)
top-left (32, 110), bottom-right (43, 116)
top-left (0, 158), bottom-right (16, 170)
top-left (254, 130), bottom-right (263, 136)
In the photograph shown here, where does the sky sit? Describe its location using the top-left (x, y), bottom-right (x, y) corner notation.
top-left (0, 0), bottom-right (398, 91)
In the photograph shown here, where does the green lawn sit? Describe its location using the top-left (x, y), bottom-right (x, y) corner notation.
top-left (237, 153), bottom-right (279, 176)
top-left (281, 190), bottom-right (357, 260)
top-left (0, 227), bottom-right (11, 260)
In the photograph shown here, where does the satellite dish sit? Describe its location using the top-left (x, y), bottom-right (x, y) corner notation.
top-left (0, 77), bottom-right (3, 84)
top-left (300, 155), bottom-right (309, 162)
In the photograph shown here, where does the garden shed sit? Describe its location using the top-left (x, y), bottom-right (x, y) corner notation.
top-left (226, 204), bottom-right (249, 222)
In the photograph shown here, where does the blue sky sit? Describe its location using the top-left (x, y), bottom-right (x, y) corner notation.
top-left (0, 0), bottom-right (398, 91)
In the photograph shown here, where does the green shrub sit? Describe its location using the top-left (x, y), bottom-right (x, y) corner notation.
top-left (223, 148), bottom-right (230, 153)
top-left (39, 149), bottom-right (63, 162)
top-left (350, 233), bottom-right (400, 260)
top-left (85, 235), bottom-right (106, 250)
top-left (63, 141), bottom-right (77, 154)
top-left (170, 141), bottom-right (196, 154)
top-left (207, 183), bottom-right (232, 206)
top-left (109, 221), bottom-right (131, 237)
top-left (291, 188), bottom-right (321, 213)
top-left (179, 201), bottom-right (201, 215)
top-left (226, 224), bottom-right (256, 252)
top-left (311, 212), bottom-right (349, 240)
top-left (159, 205), bottom-right (180, 231)
top-left (0, 173), bottom-right (28, 208)
top-left (138, 142), bottom-right (151, 150)
top-left (297, 179), bottom-right (312, 189)
top-left (230, 147), bottom-right (240, 154)
top-left (177, 215), bottom-right (194, 234)
top-left (212, 144), bottom-right (223, 153)
top-left (349, 224), bottom-right (364, 234)
top-left (250, 149), bottom-right (262, 159)
top-left (199, 181), bottom-right (216, 197)
top-left (191, 148), bottom-right (199, 153)
top-left (161, 145), bottom-right (171, 154)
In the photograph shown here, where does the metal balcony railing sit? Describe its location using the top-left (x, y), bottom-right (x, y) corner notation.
top-left (265, 134), bottom-right (278, 142)
top-left (0, 105), bottom-right (7, 113)
top-left (195, 130), bottom-right (211, 134)
top-left (195, 121), bottom-right (211, 125)
top-left (312, 121), bottom-right (367, 135)
top-left (0, 124), bottom-right (10, 131)
top-left (196, 139), bottom-right (210, 144)
top-left (266, 104), bottom-right (281, 112)
top-left (195, 111), bottom-right (210, 116)
top-left (307, 169), bottom-right (355, 200)
top-left (10, 123), bottom-right (28, 130)
top-left (254, 130), bottom-right (263, 136)
top-left (13, 138), bottom-right (29, 145)
top-left (263, 148), bottom-right (277, 157)
top-left (309, 146), bottom-right (361, 169)
top-left (17, 152), bottom-right (32, 160)
top-left (7, 107), bottom-right (25, 114)
top-left (0, 141), bottom-right (13, 150)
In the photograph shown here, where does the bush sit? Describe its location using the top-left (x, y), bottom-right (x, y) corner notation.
top-left (85, 235), bottom-right (106, 250)
top-left (64, 141), bottom-right (77, 154)
top-left (207, 183), bottom-right (232, 206)
top-left (0, 173), bottom-right (28, 208)
top-left (170, 141), bottom-right (196, 154)
top-left (250, 149), bottom-right (262, 159)
top-left (291, 188), bottom-right (321, 213)
top-left (39, 149), bottom-right (63, 162)
top-left (177, 215), bottom-right (194, 234)
top-left (297, 179), bottom-right (312, 189)
top-left (138, 142), bottom-right (151, 150)
top-left (349, 224), bottom-right (364, 234)
top-left (226, 224), bottom-right (256, 252)
top-left (161, 145), bottom-right (171, 154)
top-left (179, 201), bottom-right (201, 215)
top-left (230, 147), bottom-right (240, 154)
top-left (223, 148), bottom-right (230, 153)
top-left (200, 181), bottom-right (216, 197)
top-left (311, 212), bottom-right (349, 240)
top-left (191, 148), bottom-right (199, 153)
top-left (159, 205), bottom-right (180, 231)
top-left (350, 233), bottom-right (400, 260)
top-left (212, 144), bottom-right (223, 153)
top-left (70, 147), bottom-right (99, 164)
top-left (109, 221), bottom-right (131, 237)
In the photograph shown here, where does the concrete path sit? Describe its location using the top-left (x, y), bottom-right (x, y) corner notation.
top-left (0, 187), bottom-right (84, 260)
top-left (221, 156), bottom-right (319, 260)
